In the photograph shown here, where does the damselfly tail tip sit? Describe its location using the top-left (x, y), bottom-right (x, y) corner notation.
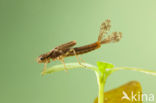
top-left (106, 19), bottom-right (111, 23)
top-left (100, 32), bottom-right (122, 44)
top-left (101, 19), bottom-right (111, 32)
top-left (110, 32), bottom-right (122, 42)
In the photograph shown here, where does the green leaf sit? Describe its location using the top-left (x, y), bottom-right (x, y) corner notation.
top-left (94, 81), bottom-right (142, 103)
top-left (97, 62), bottom-right (114, 75)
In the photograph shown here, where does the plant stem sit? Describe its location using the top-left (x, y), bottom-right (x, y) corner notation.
top-left (113, 67), bottom-right (156, 76)
top-left (96, 72), bottom-right (107, 103)
top-left (98, 78), bottom-right (104, 103)
top-left (43, 62), bottom-right (98, 75)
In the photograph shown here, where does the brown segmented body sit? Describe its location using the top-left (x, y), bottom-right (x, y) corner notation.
top-left (66, 41), bottom-right (101, 57)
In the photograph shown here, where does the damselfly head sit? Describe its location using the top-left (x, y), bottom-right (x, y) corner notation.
top-left (37, 53), bottom-right (50, 63)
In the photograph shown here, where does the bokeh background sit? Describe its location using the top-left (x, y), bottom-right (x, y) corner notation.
top-left (0, 0), bottom-right (156, 103)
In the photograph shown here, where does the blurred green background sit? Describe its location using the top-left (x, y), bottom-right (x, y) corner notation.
top-left (0, 0), bottom-right (156, 103)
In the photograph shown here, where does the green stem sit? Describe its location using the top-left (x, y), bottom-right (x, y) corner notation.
top-left (43, 62), bottom-right (98, 75)
top-left (96, 72), bottom-right (107, 103)
top-left (113, 67), bottom-right (156, 76)
top-left (99, 81), bottom-right (104, 103)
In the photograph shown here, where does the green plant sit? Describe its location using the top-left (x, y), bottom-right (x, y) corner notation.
top-left (42, 62), bottom-right (156, 103)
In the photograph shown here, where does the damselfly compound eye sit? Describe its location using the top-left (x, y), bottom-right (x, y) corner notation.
top-left (40, 57), bottom-right (44, 60)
